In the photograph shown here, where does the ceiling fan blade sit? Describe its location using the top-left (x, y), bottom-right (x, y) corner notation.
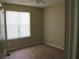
top-left (29, 0), bottom-right (35, 2)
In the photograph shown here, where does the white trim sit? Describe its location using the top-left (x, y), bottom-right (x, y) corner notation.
top-left (71, 0), bottom-right (78, 59)
top-left (7, 41), bottom-right (43, 51)
top-left (0, 3), bottom-right (2, 7)
top-left (45, 42), bottom-right (64, 50)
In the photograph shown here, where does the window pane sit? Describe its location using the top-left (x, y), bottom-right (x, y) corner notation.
top-left (19, 12), bottom-right (30, 37)
top-left (6, 11), bottom-right (31, 39)
top-left (7, 25), bottom-right (19, 39)
top-left (19, 25), bottom-right (30, 37)
top-left (6, 11), bottom-right (19, 39)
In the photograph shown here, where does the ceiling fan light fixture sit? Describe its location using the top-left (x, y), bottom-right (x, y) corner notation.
top-left (29, 0), bottom-right (46, 4)
top-left (40, 0), bottom-right (46, 3)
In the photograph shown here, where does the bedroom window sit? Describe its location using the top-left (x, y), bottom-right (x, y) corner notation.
top-left (6, 11), bottom-right (30, 40)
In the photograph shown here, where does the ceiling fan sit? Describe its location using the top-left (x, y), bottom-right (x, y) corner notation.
top-left (29, 0), bottom-right (46, 4)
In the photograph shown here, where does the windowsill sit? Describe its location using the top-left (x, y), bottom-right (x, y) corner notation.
top-left (7, 36), bottom-right (31, 40)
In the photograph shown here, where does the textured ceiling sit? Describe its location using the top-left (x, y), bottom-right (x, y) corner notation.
top-left (1, 0), bottom-right (64, 8)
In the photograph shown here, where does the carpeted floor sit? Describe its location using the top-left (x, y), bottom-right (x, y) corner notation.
top-left (6, 44), bottom-right (64, 59)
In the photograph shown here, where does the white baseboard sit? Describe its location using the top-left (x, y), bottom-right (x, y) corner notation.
top-left (45, 42), bottom-right (64, 50)
top-left (7, 41), bottom-right (43, 51)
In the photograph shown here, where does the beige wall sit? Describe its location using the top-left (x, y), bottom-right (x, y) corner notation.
top-left (3, 3), bottom-right (43, 51)
top-left (43, 3), bottom-right (65, 49)
top-left (2, 3), bottom-right (65, 50)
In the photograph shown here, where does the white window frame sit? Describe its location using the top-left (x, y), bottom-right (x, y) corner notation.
top-left (6, 10), bottom-right (31, 40)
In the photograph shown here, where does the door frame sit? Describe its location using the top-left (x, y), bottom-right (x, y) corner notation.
top-left (0, 0), bottom-right (78, 59)
top-left (0, 3), bottom-right (6, 59)
top-left (65, 0), bottom-right (78, 59)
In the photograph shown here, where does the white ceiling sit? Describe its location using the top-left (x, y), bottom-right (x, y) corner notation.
top-left (1, 0), bottom-right (64, 8)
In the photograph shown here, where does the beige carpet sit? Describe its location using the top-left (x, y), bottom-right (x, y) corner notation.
top-left (6, 44), bottom-right (64, 59)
